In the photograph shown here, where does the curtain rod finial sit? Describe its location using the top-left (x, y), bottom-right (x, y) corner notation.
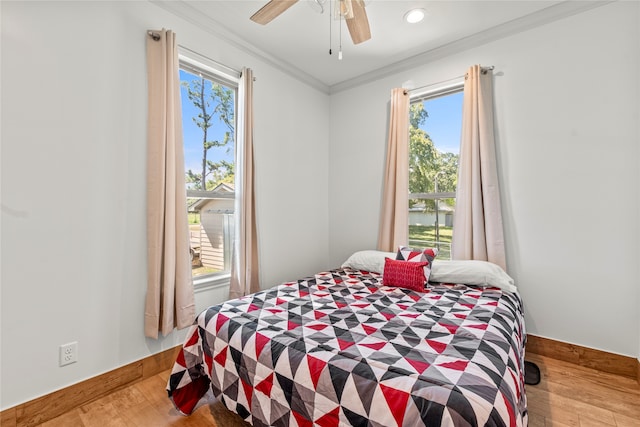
top-left (147, 30), bottom-right (161, 41)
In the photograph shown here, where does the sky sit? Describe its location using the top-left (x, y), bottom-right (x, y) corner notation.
top-left (419, 91), bottom-right (463, 155)
top-left (180, 70), bottom-right (235, 177)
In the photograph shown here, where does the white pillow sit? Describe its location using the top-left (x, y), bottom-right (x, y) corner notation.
top-left (430, 260), bottom-right (517, 293)
top-left (341, 250), bottom-right (396, 274)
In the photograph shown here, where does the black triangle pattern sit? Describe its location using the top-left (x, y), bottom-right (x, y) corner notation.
top-left (167, 268), bottom-right (527, 426)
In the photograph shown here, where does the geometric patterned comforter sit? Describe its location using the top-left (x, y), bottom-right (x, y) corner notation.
top-left (167, 268), bottom-right (527, 427)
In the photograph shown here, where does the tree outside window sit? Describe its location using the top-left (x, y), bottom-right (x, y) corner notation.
top-left (408, 91), bottom-right (463, 259)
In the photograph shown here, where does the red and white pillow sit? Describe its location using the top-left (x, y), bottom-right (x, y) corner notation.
top-left (382, 258), bottom-right (429, 292)
top-left (397, 245), bottom-right (438, 281)
top-left (381, 246), bottom-right (439, 292)
top-left (396, 246), bottom-right (438, 264)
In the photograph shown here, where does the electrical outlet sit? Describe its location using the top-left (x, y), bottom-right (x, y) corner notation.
top-left (59, 342), bottom-right (78, 366)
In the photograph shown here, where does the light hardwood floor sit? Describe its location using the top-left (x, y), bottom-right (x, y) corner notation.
top-left (23, 353), bottom-right (640, 426)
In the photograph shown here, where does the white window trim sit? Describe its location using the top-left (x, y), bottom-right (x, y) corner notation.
top-left (178, 46), bottom-right (240, 88)
top-left (194, 272), bottom-right (231, 292)
top-left (409, 78), bottom-right (464, 103)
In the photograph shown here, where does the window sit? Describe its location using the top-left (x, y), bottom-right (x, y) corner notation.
top-left (408, 83), bottom-right (463, 260)
top-left (179, 50), bottom-right (240, 286)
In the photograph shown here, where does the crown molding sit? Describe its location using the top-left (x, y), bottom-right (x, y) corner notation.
top-left (150, 0), bottom-right (612, 96)
top-left (329, 0), bottom-right (614, 93)
top-left (149, 0), bottom-right (331, 94)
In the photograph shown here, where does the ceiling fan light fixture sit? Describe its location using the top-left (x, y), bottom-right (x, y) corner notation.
top-left (404, 8), bottom-right (425, 24)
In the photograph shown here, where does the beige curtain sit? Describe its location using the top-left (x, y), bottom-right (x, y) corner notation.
top-left (377, 88), bottom-right (410, 252)
top-left (144, 29), bottom-right (195, 339)
top-left (229, 68), bottom-right (260, 299)
top-left (451, 65), bottom-right (506, 270)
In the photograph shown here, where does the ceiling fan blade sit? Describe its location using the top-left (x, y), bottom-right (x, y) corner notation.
top-left (345, 0), bottom-right (371, 44)
top-left (250, 0), bottom-right (299, 25)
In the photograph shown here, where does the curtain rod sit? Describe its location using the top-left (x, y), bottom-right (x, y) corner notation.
top-left (147, 30), bottom-right (246, 79)
top-left (404, 65), bottom-right (494, 95)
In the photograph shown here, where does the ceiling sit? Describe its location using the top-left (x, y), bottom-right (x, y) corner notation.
top-left (152, 0), bottom-right (605, 93)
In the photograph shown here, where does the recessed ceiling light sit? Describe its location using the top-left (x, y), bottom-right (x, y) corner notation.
top-left (404, 8), bottom-right (425, 24)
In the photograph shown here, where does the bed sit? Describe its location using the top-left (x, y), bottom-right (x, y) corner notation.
top-left (167, 249), bottom-right (527, 426)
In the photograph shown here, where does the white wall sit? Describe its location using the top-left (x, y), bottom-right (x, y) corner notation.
top-left (0, 1), bottom-right (329, 409)
top-left (329, 1), bottom-right (639, 358)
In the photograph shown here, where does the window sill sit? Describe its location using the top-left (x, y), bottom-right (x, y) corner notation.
top-left (193, 273), bottom-right (231, 292)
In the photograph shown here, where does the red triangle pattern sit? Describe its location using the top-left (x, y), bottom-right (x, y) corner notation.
top-left (215, 313), bottom-right (230, 333)
top-left (360, 341), bottom-right (386, 351)
top-left (400, 313), bottom-right (420, 319)
top-left (438, 360), bottom-right (469, 371)
top-left (337, 338), bottom-right (355, 351)
top-left (352, 303), bottom-right (370, 309)
top-left (440, 322), bottom-right (459, 334)
top-left (381, 312), bottom-right (395, 321)
top-left (468, 323), bottom-right (488, 330)
top-left (509, 368), bottom-right (520, 399)
top-left (315, 406), bottom-right (340, 427)
top-left (292, 410), bottom-right (313, 427)
top-left (185, 330), bottom-right (199, 347)
top-left (255, 333), bottom-right (270, 358)
top-left (361, 324), bottom-right (378, 335)
top-left (306, 324), bottom-right (329, 331)
top-left (175, 349), bottom-right (186, 368)
top-left (502, 388), bottom-right (517, 427)
top-left (426, 339), bottom-right (447, 354)
top-left (241, 378), bottom-right (253, 408)
top-left (380, 384), bottom-right (410, 426)
top-left (288, 321), bottom-right (301, 331)
top-left (307, 355), bottom-right (327, 389)
top-left (255, 372), bottom-right (274, 397)
top-left (214, 346), bottom-right (228, 367)
top-left (408, 293), bottom-right (422, 302)
top-left (204, 350), bottom-right (213, 374)
top-left (406, 357), bottom-right (430, 374)
top-left (314, 310), bottom-right (328, 320)
top-left (406, 252), bottom-right (421, 261)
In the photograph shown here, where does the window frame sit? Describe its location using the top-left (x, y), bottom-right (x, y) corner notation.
top-left (178, 47), bottom-right (241, 291)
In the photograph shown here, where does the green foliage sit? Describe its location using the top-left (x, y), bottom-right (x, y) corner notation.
top-left (409, 103), bottom-right (459, 211)
top-left (409, 225), bottom-right (453, 259)
top-left (409, 225), bottom-right (452, 243)
top-left (182, 77), bottom-right (235, 190)
top-left (188, 212), bottom-right (200, 224)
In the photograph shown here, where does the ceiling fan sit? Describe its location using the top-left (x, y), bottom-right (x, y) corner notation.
top-left (250, 0), bottom-right (371, 45)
